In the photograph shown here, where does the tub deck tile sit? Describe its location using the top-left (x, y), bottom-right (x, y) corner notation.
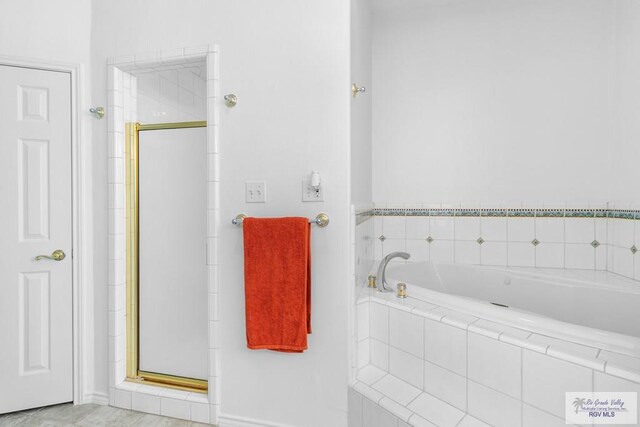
top-left (409, 300), bottom-right (440, 315)
top-left (379, 397), bottom-right (413, 422)
top-left (598, 350), bottom-right (640, 372)
top-left (605, 363), bottom-right (640, 384)
top-left (527, 334), bottom-right (605, 370)
top-left (457, 414), bottom-right (492, 427)
top-left (372, 374), bottom-right (422, 406)
top-left (407, 392), bottom-right (465, 427)
top-left (408, 413), bottom-right (437, 427)
top-left (468, 319), bottom-right (532, 341)
top-left (353, 381), bottom-right (384, 403)
top-left (356, 365), bottom-right (387, 385)
top-left (431, 307), bottom-right (479, 329)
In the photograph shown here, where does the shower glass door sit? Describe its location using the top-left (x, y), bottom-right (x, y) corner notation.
top-left (125, 121), bottom-right (208, 392)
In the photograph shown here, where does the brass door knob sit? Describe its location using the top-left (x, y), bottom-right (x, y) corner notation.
top-left (35, 250), bottom-right (66, 261)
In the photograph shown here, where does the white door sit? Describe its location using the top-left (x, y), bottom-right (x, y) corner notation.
top-left (0, 65), bottom-right (73, 413)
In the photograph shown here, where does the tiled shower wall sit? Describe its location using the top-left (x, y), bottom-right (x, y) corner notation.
top-left (136, 67), bottom-right (207, 123)
top-left (353, 203), bottom-right (640, 286)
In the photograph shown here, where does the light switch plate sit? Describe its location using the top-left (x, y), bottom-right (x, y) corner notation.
top-left (246, 181), bottom-right (266, 203)
top-left (302, 179), bottom-right (324, 202)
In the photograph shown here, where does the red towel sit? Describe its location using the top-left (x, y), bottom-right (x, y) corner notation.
top-left (242, 217), bottom-right (311, 352)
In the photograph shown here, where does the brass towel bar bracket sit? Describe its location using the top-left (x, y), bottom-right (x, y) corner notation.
top-left (232, 213), bottom-right (330, 228)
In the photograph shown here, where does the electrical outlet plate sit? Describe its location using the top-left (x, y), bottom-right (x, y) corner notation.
top-left (302, 179), bottom-right (324, 202)
top-left (246, 181), bottom-right (266, 203)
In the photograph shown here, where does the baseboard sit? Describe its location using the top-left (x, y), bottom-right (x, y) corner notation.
top-left (218, 413), bottom-right (296, 427)
top-left (83, 392), bottom-right (109, 406)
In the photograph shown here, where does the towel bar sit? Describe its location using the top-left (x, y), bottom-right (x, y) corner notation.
top-left (232, 213), bottom-right (330, 228)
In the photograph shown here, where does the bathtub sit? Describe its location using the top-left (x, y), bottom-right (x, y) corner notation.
top-left (385, 262), bottom-right (640, 357)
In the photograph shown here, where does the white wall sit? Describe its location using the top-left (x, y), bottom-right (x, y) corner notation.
top-left (613, 0), bottom-right (640, 202)
top-left (90, 1), bottom-right (351, 426)
top-left (0, 0), bottom-right (91, 65)
top-left (351, 0), bottom-right (373, 204)
top-left (372, 0), bottom-right (618, 204)
top-left (0, 0), bottom-right (99, 403)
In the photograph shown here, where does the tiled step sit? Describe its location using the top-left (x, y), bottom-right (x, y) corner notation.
top-left (352, 366), bottom-right (490, 427)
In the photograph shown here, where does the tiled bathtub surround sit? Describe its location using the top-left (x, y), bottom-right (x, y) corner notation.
top-left (350, 292), bottom-right (640, 427)
top-left (357, 204), bottom-right (640, 281)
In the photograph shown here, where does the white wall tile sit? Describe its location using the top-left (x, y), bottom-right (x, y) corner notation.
top-left (594, 371), bottom-right (640, 393)
top-left (522, 404), bottom-right (565, 427)
top-left (406, 217), bottom-right (429, 240)
top-left (595, 217), bottom-right (608, 244)
top-left (371, 339), bottom-right (389, 371)
top-left (348, 387), bottom-right (364, 427)
top-left (113, 388), bottom-right (132, 410)
top-left (468, 333), bottom-right (522, 399)
top-left (370, 302), bottom-right (389, 343)
top-left (508, 242), bottom-right (535, 267)
top-left (522, 350), bottom-right (592, 418)
top-left (536, 218), bottom-right (565, 243)
top-left (595, 244), bottom-right (608, 270)
top-left (481, 217), bottom-right (507, 241)
top-left (190, 402), bottom-right (210, 424)
top-left (389, 347), bottom-right (424, 389)
top-left (455, 241), bottom-right (480, 264)
top-left (383, 216), bottom-right (406, 239)
top-left (132, 393), bottom-right (161, 415)
top-left (429, 240), bottom-right (454, 263)
top-left (480, 242), bottom-right (507, 266)
top-left (160, 397), bottom-right (190, 420)
top-left (535, 243), bottom-right (564, 268)
top-left (430, 217), bottom-right (454, 240)
top-left (424, 361), bottom-right (466, 411)
top-left (468, 381), bottom-right (522, 427)
top-left (424, 319), bottom-right (466, 376)
top-left (611, 246), bottom-right (634, 278)
top-left (565, 218), bottom-right (595, 244)
top-left (565, 244), bottom-right (595, 269)
top-left (383, 238), bottom-right (407, 255)
top-left (390, 309), bottom-right (424, 358)
top-left (375, 217), bottom-right (384, 239)
top-left (507, 217), bottom-right (535, 242)
top-left (612, 219), bottom-right (635, 248)
top-left (455, 217), bottom-right (480, 240)
top-left (357, 302), bottom-right (370, 342)
top-left (406, 239), bottom-right (430, 263)
top-left (363, 397), bottom-right (398, 427)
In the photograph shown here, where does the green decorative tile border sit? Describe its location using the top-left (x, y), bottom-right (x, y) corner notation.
top-left (355, 209), bottom-right (375, 226)
top-left (369, 208), bottom-right (639, 219)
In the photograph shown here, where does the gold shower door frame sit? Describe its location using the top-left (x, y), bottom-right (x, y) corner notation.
top-left (125, 121), bottom-right (208, 393)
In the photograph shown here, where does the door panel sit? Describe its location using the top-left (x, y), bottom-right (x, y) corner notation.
top-left (0, 65), bottom-right (73, 414)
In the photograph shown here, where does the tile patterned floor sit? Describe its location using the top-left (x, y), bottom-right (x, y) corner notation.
top-left (0, 403), bottom-right (212, 426)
